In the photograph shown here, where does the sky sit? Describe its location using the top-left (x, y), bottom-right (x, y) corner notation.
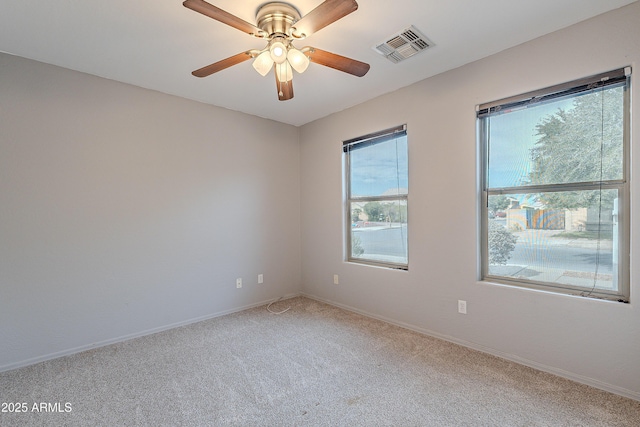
top-left (349, 135), bottom-right (408, 197)
top-left (486, 98), bottom-right (574, 188)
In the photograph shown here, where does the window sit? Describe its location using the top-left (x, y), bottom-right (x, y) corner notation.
top-left (478, 67), bottom-right (631, 302)
top-left (344, 125), bottom-right (408, 269)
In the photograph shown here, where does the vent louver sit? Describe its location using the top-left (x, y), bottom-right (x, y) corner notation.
top-left (373, 25), bottom-right (433, 63)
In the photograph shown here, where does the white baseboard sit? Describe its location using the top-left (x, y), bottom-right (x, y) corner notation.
top-left (0, 292), bottom-right (300, 373)
top-left (301, 292), bottom-right (640, 402)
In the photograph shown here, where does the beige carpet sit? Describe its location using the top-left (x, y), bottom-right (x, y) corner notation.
top-left (1, 296), bottom-right (639, 426)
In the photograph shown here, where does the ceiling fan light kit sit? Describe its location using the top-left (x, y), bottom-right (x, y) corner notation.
top-left (252, 50), bottom-right (275, 76)
top-left (269, 39), bottom-right (288, 64)
top-left (183, 0), bottom-right (370, 100)
top-left (287, 47), bottom-right (310, 73)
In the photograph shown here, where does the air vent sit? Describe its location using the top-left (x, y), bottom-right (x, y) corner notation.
top-left (373, 25), bottom-right (433, 63)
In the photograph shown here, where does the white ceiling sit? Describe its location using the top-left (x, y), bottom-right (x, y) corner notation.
top-left (1, 0), bottom-right (636, 126)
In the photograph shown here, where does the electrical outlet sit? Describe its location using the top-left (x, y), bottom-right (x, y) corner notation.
top-left (458, 300), bottom-right (467, 314)
top-left (333, 274), bottom-right (339, 285)
top-left (236, 278), bottom-right (242, 289)
top-left (258, 274), bottom-right (263, 284)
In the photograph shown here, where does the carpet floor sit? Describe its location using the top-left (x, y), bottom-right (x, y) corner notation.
top-left (1, 296), bottom-right (639, 426)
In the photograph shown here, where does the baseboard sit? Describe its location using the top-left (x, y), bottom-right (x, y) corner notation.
top-left (301, 292), bottom-right (640, 402)
top-left (0, 292), bottom-right (300, 373)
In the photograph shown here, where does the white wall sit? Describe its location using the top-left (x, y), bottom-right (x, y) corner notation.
top-left (300, 2), bottom-right (640, 399)
top-left (0, 53), bottom-right (301, 370)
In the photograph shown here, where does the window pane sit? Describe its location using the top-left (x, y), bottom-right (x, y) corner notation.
top-left (349, 135), bottom-right (408, 197)
top-left (487, 86), bottom-right (624, 189)
top-left (350, 200), bottom-right (407, 265)
top-left (487, 190), bottom-right (618, 292)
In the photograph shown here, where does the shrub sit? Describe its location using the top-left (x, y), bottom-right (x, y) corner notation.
top-left (352, 234), bottom-right (365, 256)
top-left (488, 221), bottom-right (517, 265)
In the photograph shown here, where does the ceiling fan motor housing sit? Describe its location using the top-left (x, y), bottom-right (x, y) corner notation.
top-left (183, 0), bottom-right (369, 101)
top-left (256, 2), bottom-right (301, 37)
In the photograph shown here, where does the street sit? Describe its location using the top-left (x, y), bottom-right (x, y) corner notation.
top-left (509, 241), bottom-right (612, 273)
top-left (353, 225), bottom-right (613, 275)
top-left (353, 224), bottom-right (407, 258)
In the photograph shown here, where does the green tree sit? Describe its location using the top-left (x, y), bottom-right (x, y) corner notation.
top-left (351, 208), bottom-right (362, 223)
top-left (381, 201), bottom-right (407, 223)
top-left (529, 86), bottom-right (623, 209)
top-left (488, 195), bottom-right (510, 213)
top-left (363, 201), bottom-right (384, 222)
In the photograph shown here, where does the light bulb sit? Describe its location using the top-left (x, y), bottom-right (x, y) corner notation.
top-left (287, 47), bottom-right (310, 74)
top-left (252, 50), bottom-right (273, 76)
top-left (270, 40), bottom-right (288, 64)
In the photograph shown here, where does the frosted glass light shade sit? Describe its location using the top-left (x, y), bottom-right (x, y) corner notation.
top-left (275, 62), bottom-right (293, 82)
top-left (270, 41), bottom-right (288, 64)
top-left (287, 48), bottom-right (309, 74)
top-left (252, 51), bottom-right (274, 76)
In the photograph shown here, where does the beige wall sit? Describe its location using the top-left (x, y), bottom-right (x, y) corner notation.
top-left (0, 53), bottom-right (301, 370)
top-left (299, 2), bottom-right (640, 399)
top-left (2, 1), bottom-right (639, 401)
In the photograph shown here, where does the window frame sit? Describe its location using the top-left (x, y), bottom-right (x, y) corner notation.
top-left (343, 125), bottom-right (409, 270)
top-left (477, 68), bottom-right (631, 302)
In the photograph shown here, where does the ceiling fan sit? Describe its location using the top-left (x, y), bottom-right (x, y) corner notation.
top-left (183, 0), bottom-right (370, 101)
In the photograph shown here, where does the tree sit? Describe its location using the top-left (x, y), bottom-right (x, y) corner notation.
top-left (363, 201), bottom-right (407, 224)
top-left (351, 208), bottom-right (362, 223)
top-left (528, 86), bottom-right (623, 210)
top-left (363, 201), bottom-right (384, 222)
top-left (488, 221), bottom-right (517, 265)
top-left (381, 201), bottom-right (407, 223)
top-left (488, 195), bottom-right (510, 213)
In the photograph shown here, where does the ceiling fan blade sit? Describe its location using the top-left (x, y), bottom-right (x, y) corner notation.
top-left (305, 47), bottom-right (370, 77)
top-left (192, 51), bottom-right (253, 77)
top-left (275, 69), bottom-right (294, 101)
top-left (183, 0), bottom-right (264, 37)
top-left (292, 0), bottom-right (358, 38)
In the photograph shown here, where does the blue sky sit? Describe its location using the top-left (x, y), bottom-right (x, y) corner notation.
top-left (487, 98), bottom-right (573, 188)
top-left (350, 135), bottom-right (408, 197)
